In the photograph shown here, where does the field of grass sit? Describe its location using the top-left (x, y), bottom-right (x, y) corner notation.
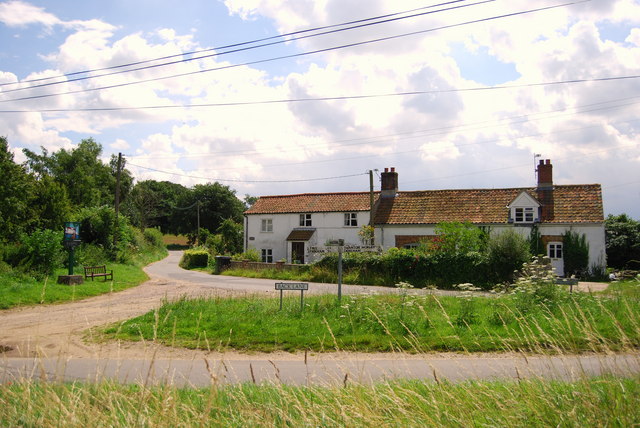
top-left (1, 376), bottom-right (638, 427)
top-left (99, 278), bottom-right (640, 354)
top-left (163, 234), bottom-right (189, 250)
top-left (0, 247), bottom-right (167, 310)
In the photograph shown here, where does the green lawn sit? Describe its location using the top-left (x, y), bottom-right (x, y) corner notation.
top-left (1, 376), bottom-right (638, 427)
top-left (0, 248), bottom-right (167, 309)
top-left (100, 280), bottom-right (640, 354)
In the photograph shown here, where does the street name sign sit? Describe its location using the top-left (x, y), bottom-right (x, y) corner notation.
top-left (275, 282), bottom-right (309, 310)
top-left (275, 282), bottom-right (309, 290)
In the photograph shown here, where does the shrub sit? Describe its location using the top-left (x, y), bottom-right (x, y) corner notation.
top-left (430, 222), bottom-right (488, 255)
top-left (75, 244), bottom-right (109, 266)
top-left (314, 247), bottom-right (492, 289)
top-left (17, 229), bottom-right (64, 275)
top-left (179, 248), bottom-right (209, 269)
top-left (487, 229), bottom-right (531, 284)
top-left (205, 234), bottom-right (224, 255)
top-left (143, 228), bottom-right (164, 249)
top-left (563, 230), bottom-right (589, 278)
top-left (232, 248), bottom-right (261, 262)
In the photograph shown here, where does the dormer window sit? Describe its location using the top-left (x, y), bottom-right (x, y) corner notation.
top-left (514, 207), bottom-right (534, 223)
top-left (508, 191), bottom-right (541, 224)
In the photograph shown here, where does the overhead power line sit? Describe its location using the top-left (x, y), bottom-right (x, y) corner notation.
top-left (126, 163), bottom-right (368, 183)
top-left (1, 75), bottom-right (638, 114)
top-left (0, 0), bottom-right (492, 94)
top-left (0, 1), bottom-right (585, 104)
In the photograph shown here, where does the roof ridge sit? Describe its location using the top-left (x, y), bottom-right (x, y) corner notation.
top-left (258, 191), bottom-right (376, 199)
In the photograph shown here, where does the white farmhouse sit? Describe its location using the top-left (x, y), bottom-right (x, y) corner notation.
top-left (243, 160), bottom-right (606, 276)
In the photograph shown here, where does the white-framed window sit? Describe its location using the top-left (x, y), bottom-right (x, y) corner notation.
top-left (299, 213), bottom-right (312, 227)
top-left (261, 218), bottom-right (273, 232)
top-left (344, 212), bottom-right (358, 227)
top-left (514, 207), bottom-right (535, 223)
top-left (548, 243), bottom-right (563, 259)
top-left (261, 248), bottom-right (273, 263)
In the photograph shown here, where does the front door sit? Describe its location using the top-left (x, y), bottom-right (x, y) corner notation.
top-left (547, 242), bottom-right (564, 276)
top-left (291, 242), bottom-right (305, 264)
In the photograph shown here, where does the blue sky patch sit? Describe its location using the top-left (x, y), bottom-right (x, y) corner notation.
top-left (450, 42), bottom-right (520, 86)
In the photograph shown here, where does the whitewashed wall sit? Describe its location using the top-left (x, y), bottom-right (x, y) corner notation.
top-left (245, 211), bottom-right (371, 263)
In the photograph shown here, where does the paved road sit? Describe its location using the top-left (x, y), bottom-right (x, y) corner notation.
top-left (1, 251), bottom-right (636, 386)
top-left (2, 353), bottom-right (639, 387)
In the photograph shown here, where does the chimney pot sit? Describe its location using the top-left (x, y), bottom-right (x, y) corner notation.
top-left (539, 160), bottom-right (544, 166)
top-left (545, 159), bottom-right (550, 165)
top-left (380, 167), bottom-right (399, 198)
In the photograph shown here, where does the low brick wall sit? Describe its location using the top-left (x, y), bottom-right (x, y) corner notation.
top-left (226, 260), bottom-right (305, 273)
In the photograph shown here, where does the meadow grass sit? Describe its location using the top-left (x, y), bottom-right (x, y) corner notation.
top-left (1, 376), bottom-right (638, 427)
top-left (99, 279), bottom-right (640, 354)
top-left (0, 247), bottom-right (167, 309)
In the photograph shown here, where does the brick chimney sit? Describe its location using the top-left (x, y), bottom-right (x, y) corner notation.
top-left (537, 159), bottom-right (554, 221)
top-left (380, 167), bottom-right (398, 198)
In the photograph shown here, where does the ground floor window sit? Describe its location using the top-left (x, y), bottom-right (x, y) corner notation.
top-left (344, 212), bottom-right (358, 227)
top-left (548, 242), bottom-right (563, 259)
top-left (261, 248), bottom-right (273, 263)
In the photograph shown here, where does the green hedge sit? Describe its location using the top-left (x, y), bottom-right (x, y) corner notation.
top-left (315, 248), bottom-right (492, 289)
top-left (179, 249), bottom-right (209, 269)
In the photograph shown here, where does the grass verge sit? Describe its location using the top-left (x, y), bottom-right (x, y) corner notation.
top-left (99, 279), bottom-right (640, 354)
top-left (1, 376), bottom-right (638, 427)
top-left (0, 247), bottom-right (167, 310)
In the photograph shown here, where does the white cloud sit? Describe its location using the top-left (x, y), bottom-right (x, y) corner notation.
top-left (1, 0), bottom-right (639, 217)
top-left (0, 0), bottom-right (61, 27)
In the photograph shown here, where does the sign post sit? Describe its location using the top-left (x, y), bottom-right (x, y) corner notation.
top-left (309, 241), bottom-right (381, 303)
top-left (58, 222), bottom-right (83, 285)
top-left (63, 222), bottom-right (82, 275)
top-left (275, 282), bottom-right (309, 311)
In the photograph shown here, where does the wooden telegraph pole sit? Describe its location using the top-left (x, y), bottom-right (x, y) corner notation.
top-left (369, 169), bottom-right (375, 244)
top-left (113, 152), bottom-right (123, 249)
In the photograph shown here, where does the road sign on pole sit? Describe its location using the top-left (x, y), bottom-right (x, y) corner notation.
top-left (275, 282), bottom-right (309, 311)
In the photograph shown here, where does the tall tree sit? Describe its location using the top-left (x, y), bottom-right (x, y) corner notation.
top-left (170, 182), bottom-right (244, 235)
top-left (0, 136), bottom-right (34, 240)
top-left (606, 214), bottom-right (640, 269)
top-left (23, 138), bottom-right (129, 209)
top-left (123, 180), bottom-right (189, 233)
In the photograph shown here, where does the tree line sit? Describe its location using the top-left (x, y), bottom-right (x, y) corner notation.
top-left (0, 136), bottom-right (247, 272)
top-left (1, 135), bottom-right (638, 274)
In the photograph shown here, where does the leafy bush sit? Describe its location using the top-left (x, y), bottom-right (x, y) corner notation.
top-left (75, 244), bottom-right (109, 266)
top-left (429, 222), bottom-right (488, 254)
top-left (232, 248), bottom-right (261, 262)
top-left (314, 247), bottom-right (492, 289)
top-left (143, 228), bottom-right (164, 248)
top-left (487, 229), bottom-right (531, 284)
top-left (205, 234), bottom-right (225, 255)
top-left (563, 230), bottom-right (589, 278)
top-left (605, 214), bottom-right (640, 269)
top-left (179, 248), bottom-right (209, 269)
top-left (17, 229), bottom-right (64, 275)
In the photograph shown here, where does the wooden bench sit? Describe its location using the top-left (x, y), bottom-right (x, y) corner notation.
top-left (83, 265), bottom-right (114, 281)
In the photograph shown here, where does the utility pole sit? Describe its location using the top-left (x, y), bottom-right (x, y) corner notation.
top-left (197, 200), bottom-right (201, 245)
top-left (369, 169), bottom-right (375, 244)
top-left (113, 152), bottom-right (123, 249)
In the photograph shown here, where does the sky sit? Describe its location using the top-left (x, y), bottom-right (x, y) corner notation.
top-left (0, 0), bottom-right (639, 218)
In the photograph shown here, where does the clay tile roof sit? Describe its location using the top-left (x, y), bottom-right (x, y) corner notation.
top-left (245, 192), bottom-right (375, 214)
top-left (374, 185), bottom-right (603, 225)
top-left (246, 185), bottom-right (604, 225)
